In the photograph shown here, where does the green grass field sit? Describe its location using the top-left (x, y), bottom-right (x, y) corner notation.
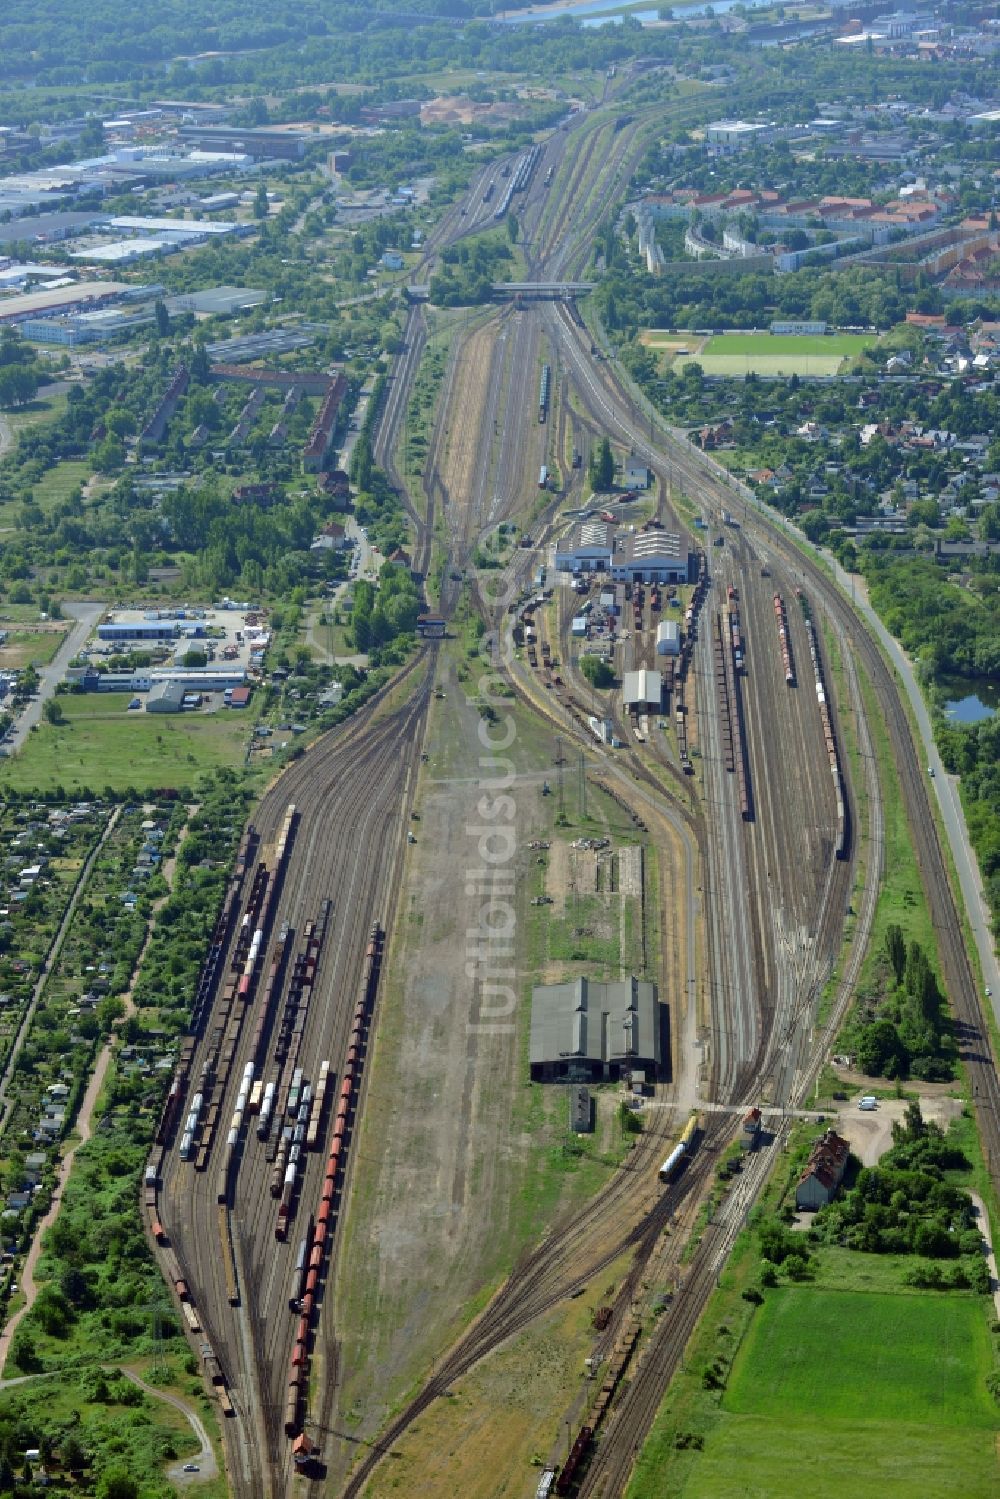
top-left (0, 693), bottom-right (256, 793)
top-left (680, 1413), bottom-right (997, 1499)
top-left (679, 331), bottom-right (877, 377)
top-left (726, 1289), bottom-right (996, 1427)
top-left (671, 1287), bottom-right (1000, 1499)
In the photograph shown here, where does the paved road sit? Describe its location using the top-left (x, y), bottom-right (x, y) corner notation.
top-left (969, 1191), bottom-right (1000, 1320)
top-left (3, 601), bottom-right (104, 756)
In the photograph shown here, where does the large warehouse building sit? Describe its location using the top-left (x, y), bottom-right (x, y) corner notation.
top-left (530, 976), bottom-right (662, 1083)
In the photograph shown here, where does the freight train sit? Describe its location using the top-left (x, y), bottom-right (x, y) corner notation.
top-left (803, 607), bottom-right (849, 860)
top-left (285, 924), bottom-right (384, 1444)
top-left (659, 1112), bottom-right (700, 1182)
top-left (538, 363), bottom-right (551, 423)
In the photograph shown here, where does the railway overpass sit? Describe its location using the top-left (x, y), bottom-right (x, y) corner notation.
top-left (492, 281), bottom-right (595, 301)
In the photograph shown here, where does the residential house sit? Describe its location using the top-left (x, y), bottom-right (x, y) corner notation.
top-left (795, 1128), bottom-right (850, 1211)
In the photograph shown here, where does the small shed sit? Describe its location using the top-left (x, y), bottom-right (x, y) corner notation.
top-left (570, 1086), bottom-right (593, 1134)
top-left (741, 1106), bottom-right (762, 1150)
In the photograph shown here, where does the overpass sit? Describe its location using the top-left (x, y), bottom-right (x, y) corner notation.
top-left (492, 281), bottom-right (595, 301)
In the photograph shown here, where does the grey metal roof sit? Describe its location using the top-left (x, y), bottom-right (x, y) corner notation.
top-left (530, 977), bottom-right (659, 1069)
top-left (622, 669), bottom-right (662, 707)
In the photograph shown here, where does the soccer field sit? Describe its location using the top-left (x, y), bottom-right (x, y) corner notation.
top-left (681, 330), bottom-right (877, 376)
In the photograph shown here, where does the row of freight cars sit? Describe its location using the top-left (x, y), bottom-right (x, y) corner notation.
top-left (285, 924), bottom-right (384, 1448)
top-left (155, 819), bottom-right (261, 1148)
top-left (773, 593), bottom-right (796, 687)
top-left (803, 605), bottom-right (849, 860)
top-left (172, 804), bottom-right (299, 1172)
top-left (674, 552), bottom-right (709, 773)
top-left (538, 363), bottom-right (551, 424)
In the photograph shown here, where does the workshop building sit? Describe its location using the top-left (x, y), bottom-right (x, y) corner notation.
top-left (610, 529), bottom-right (689, 584)
top-left (530, 976), bottom-right (661, 1083)
top-left (622, 669), bottom-right (662, 710)
top-left (145, 681), bottom-right (185, 714)
top-left (554, 519), bottom-right (616, 574)
top-left (98, 620), bottom-right (180, 642)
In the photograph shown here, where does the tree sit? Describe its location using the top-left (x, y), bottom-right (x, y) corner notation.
top-left (856, 1018), bottom-right (909, 1079)
top-left (254, 181), bottom-right (269, 220)
top-left (42, 698), bottom-right (64, 725)
top-left (190, 342), bottom-right (210, 383)
top-left (9, 1329), bottom-right (39, 1372)
top-left (61, 1436), bottom-right (86, 1474)
top-left (580, 655), bottom-right (614, 689)
top-left (0, 365), bottom-right (39, 408)
top-left (154, 299), bottom-right (171, 337)
top-left (589, 436), bottom-right (614, 491)
top-left (884, 923), bottom-right (906, 984)
top-left (96, 1468), bottom-right (139, 1499)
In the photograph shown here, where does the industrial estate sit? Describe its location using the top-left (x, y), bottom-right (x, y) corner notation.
top-left (0, 3), bottom-right (997, 1498)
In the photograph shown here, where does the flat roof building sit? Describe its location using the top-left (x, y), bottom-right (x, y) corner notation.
top-left (530, 976), bottom-right (661, 1083)
top-left (0, 280), bottom-right (130, 325)
top-left (98, 620), bottom-right (180, 641)
top-left (176, 126), bottom-right (307, 161)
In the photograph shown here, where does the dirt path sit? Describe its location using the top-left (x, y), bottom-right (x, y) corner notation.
top-left (0, 808), bottom-right (192, 1373)
top-left (122, 1368), bottom-right (219, 1483)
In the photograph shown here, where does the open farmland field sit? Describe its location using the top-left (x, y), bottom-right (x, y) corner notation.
top-left (0, 693), bottom-right (257, 793)
top-left (678, 330), bottom-right (877, 377)
top-left (672, 1287), bottom-right (999, 1499)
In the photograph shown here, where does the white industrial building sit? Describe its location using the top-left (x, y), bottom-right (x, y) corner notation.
top-left (623, 669), bottom-right (662, 709)
top-left (656, 620), bottom-right (680, 656)
top-left (623, 457), bottom-right (650, 489)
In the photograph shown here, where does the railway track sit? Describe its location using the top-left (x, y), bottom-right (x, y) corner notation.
top-left (155, 70), bottom-right (995, 1499)
top-left (539, 303), bottom-right (1000, 1492)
